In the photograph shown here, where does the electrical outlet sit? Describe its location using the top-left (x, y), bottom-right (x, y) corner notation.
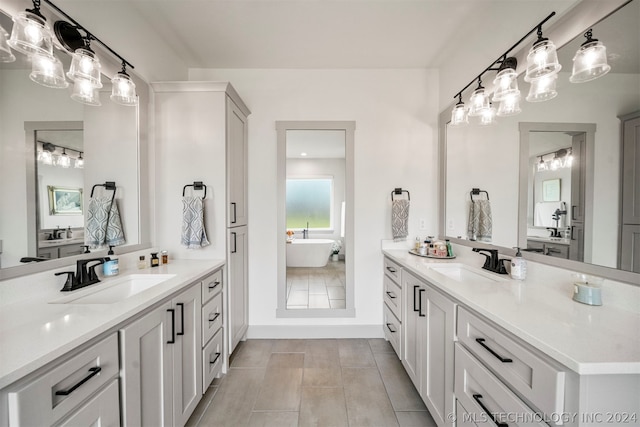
top-left (447, 219), bottom-right (455, 230)
top-left (419, 218), bottom-right (426, 229)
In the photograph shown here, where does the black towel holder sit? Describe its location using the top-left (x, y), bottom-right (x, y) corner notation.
top-left (90, 181), bottom-right (117, 205)
top-left (470, 188), bottom-right (489, 203)
top-left (183, 181), bottom-right (207, 199)
top-left (391, 188), bottom-right (410, 201)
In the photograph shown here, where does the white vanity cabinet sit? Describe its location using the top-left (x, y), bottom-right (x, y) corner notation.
top-left (228, 225), bottom-right (248, 354)
top-left (383, 256), bottom-right (403, 358)
top-left (120, 282), bottom-right (202, 427)
top-left (402, 270), bottom-right (456, 427)
top-left (2, 334), bottom-right (119, 427)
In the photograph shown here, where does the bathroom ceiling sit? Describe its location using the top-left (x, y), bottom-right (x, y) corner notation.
top-left (40, 0), bottom-right (580, 81)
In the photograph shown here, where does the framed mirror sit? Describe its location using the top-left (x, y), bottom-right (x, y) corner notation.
top-left (440, 0), bottom-right (640, 284)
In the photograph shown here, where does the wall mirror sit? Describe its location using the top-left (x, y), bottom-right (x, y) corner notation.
top-left (276, 121), bottom-right (355, 317)
top-left (0, 8), bottom-right (145, 278)
top-left (441, 0), bottom-right (640, 284)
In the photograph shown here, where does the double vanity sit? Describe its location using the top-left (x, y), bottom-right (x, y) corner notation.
top-left (382, 242), bottom-right (639, 427)
top-left (0, 256), bottom-right (225, 426)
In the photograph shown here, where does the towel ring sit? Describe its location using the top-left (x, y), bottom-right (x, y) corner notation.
top-left (391, 188), bottom-right (410, 201)
top-left (470, 188), bottom-right (489, 203)
top-left (90, 181), bottom-right (117, 205)
top-left (183, 181), bottom-right (207, 198)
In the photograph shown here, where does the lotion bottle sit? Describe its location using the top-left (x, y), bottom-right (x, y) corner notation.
top-left (510, 247), bottom-right (526, 280)
top-left (103, 246), bottom-right (119, 277)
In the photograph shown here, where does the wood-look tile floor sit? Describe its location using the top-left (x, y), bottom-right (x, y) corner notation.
top-left (286, 261), bottom-right (346, 309)
top-left (186, 338), bottom-right (437, 427)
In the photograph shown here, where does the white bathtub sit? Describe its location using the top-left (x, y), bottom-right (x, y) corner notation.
top-left (286, 239), bottom-right (334, 267)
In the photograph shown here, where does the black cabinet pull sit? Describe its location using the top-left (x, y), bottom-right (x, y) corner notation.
top-left (231, 232), bottom-right (237, 254)
top-left (475, 338), bottom-right (512, 363)
top-left (231, 202), bottom-right (237, 224)
top-left (386, 266), bottom-right (397, 273)
top-left (413, 285), bottom-right (420, 312)
top-left (473, 394), bottom-right (508, 427)
top-left (385, 323), bottom-right (397, 333)
top-left (210, 352), bottom-right (221, 365)
top-left (167, 308), bottom-right (176, 344)
top-left (570, 226), bottom-right (576, 241)
top-left (385, 291), bottom-right (396, 299)
top-left (571, 205), bottom-right (578, 220)
top-left (209, 312), bottom-right (221, 323)
top-left (55, 367), bottom-right (102, 396)
top-left (177, 303), bottom-right (185, 336)
top-left (208, 280), bottom-right (221, 290)
top-left (418, 288), bottom-right (426, 317)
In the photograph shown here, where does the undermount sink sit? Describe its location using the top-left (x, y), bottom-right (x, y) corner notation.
top-left (427, 263), bottom-right (505, 284)
top-left (50, 274), bottom-right (176, 304)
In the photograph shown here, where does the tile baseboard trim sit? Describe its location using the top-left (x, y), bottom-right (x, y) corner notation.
top-left (246, 324), bottom-right (384, 339)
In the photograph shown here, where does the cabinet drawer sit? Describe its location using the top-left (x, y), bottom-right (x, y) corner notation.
top-left (383, 304), bottom-right (402, 359)
top-left (7, 333), bottom-right (119, 426)
top-left (456, 399), bottom-right (478, 427)
top-left (202, 291), bottom-right (223, 344)
top-left (55, 379), bottom-right (120, 427)
top-left (455, 343), bottom-right (547, 427)
top-left (202, 328), bottom-right (224, 393)
top-left (201, 269), bottom-right (223, 303)
top-left (383, 257), bottom-right (402, 284)
top-left (458, 307), bottom-right (565, 416)
top-left (383, 274), bottom-right (402, 320)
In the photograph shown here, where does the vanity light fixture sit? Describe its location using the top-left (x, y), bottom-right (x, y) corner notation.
top-left (467, 78), bottom-right (490, 117)
top-left (0, 25), bottom-right (16, 62)
top-left (493, 57), bottom-right (522, 117)
top-left (563, 148), bottom-right (573, 167)
top-left (29, 53), bottom-right (68, 88)
top-left (526, 73), bottom-right (558, 102)
top-left (7, 0), bottom-right (54, 58)
top-left (570, 29), bottom-right (611, 83)
top-left (70, 78), bottom-right (101, 106)
top-left (450, 94), bottom-right (468, 127)
top-left (536, 156), bottom-right (547, 172)
top-left (478, 102), bottom-right (497, 126)
top-left (110, 62), bottom-right (138, 106)
top-left (57, 148), bottom-right (71, 168)
top-left (38, 141), bottom-right (55, 165)
top-left (524, 25), bottom-right (561, 82)
top-left (74, 152), bottom-right (84, 169)
top-left (66, 41), bottom-right (102, 89)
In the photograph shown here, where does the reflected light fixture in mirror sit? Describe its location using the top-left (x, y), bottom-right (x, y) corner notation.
top-left (0, 24), bottom-right (15, 62)
top-left (70, 78), bottom-right (101, 106)
top-left (526, 73), bottom-right (558, 102)
top-left (570, 29), bottom-right (611, 83)
top-left (478, 103), bottom-right (497, 126)
top-left (450, 94), bottom-right (468, 126)
top-left (29, 53), bottom-right (67, 88)
top-left (467, 78), bottom-right (490, 117)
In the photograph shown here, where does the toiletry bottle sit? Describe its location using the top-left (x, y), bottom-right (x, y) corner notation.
top-left (66, 226), bottom-right (72, 239)
top-left (445, 239), bottom-right (455, 257)
top-left (150, 252), bottom-right (160, 267)
top-left (138, 255), bottom-right (146, 269)
top-left (161, 250), bottom-right (169, 264)
top-left (510, 247), bottom-right (527, 280)
top-left (414, 237), bottom-right (421, 251)
top-left (103, 246), bottom-right (119, 277)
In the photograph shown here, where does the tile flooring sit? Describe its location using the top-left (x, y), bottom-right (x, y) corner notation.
top-left (186, 338), bottom-right (437, 427)
top-left (286, 260), bottom-right (346, 309)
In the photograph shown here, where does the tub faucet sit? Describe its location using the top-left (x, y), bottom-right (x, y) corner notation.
top-left (303, 222), bottom-right (309, 239)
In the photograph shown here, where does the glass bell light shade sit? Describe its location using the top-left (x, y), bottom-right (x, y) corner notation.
top-left (570, 40), bottom-right (611, 83)
top-left (75, 153), bottom-right (84, 169)
top-left (536, 157), bottom-right (547, 172)
top-left (8, 11), bottom-right (53, 57)
top-left (492, 67), bottom-right (519, 102)
top-left (30, 54), bottom-right (69, 88)
top-left (467, 87), bottom-right (490, 117)
top-left (525, 39), bottom-right (561, 82)
top-left (67, 48), bottom-right (102, 88)
top-left (450, 102), bottom-right (468, 126)
top-left (526, 73), bottom-right (558, 102)
top-left (478, 103), bottom-right (497, 126)
top-left (497, 92), bottom-right (522, 116)
top-left (57, 150), bottom-right (71, 168)
top-left (71, 79), bottom-right (102, 106)
top-left (110, 71), bottom-right (138, 106)
top-left (0, 25), bottom-right (16, 63)
top-left (39, 149), bottom-right (53, 165)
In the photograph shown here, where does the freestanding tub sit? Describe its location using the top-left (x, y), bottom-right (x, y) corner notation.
top-left (286, 239), bottom-right (334, 267)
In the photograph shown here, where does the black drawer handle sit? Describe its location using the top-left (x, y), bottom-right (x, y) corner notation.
top-left (209, 312), bottom-right (221, 323)
top-left (386, 266), bottom-right (397, 273)
top-left (413, 285), bottom-right (420, 312)
top-left (231, 202), bottom-right (237, 224)
top-left (208, 280), bottom-right (221, 290)
top-left (55, 367), bottom-right (102, 396)
top-left (385, 291), bottom-right (397, 299)
top-left (231, 232), bottom-right (237, 253)
top-left (167, 308), bottom-right (176, 344)
top-left (386, 323), bottom-right (397, 333)
top-left (418, 288), bottom-right (426, 317)
top-left (177, 303), bottom-right (185, 336)
top-left (210, 352), bottom-right (221, 365)
top-left (473, 394), bottom-right (508, 427)
top-left (476, 338), bottom-right (512, 363)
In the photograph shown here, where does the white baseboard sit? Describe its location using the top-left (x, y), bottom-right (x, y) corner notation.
top-left (246, 324), bottom-right (384, 339)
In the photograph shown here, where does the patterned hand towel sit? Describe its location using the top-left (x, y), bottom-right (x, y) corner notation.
top-left (106, 200), bottom-right (126, 246)
top-left (392, 199), bottom-right (410, 241)
top-left (181, 197), bottom-right (210, 249)
top-left (85, 196), bottom-right (126, 248)
top-left (467, 200), bottom-right (492, 242)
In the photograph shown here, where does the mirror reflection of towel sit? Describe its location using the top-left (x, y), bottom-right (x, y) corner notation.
top-left (181, 197), bottom-right (210, 249)
top-left (467, 200), bottom-right (492, 242)
top-left (85, 197), bottom-right (126, 248)
top-left (392, 199), bottom-right (410, 241)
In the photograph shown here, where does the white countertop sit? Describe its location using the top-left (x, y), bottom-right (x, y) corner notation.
top-left (0, 258), bottom-right (224, 389)
top-left (382, 245), bottom-right (640, 376)
top-left (526, 236), bottom-right (571, 245)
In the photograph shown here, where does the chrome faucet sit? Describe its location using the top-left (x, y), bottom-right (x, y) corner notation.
top-left (55, 257), bottom-right (110, 292)
top-left (302, 222), bottom-right (309, 239)
top-left (472, 248), bottom-right (508, 274)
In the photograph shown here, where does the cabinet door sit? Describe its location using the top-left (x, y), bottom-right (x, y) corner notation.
top-left (228, 225), bottom-right (248, 354)
top-left (570, 132), bottom-right (586, 223)
top-left (56, 379), bottom-right (120, 427)
top-left (120, 301), bottom-right (173, 427)
top-left (172, 285), bottom-right (203, 427)
top-left (569, 222), bottom-right (584, 262)
top-left (402, 272), bottom-right (423, 389)
top-left (226, 97), bottom-right (248, 227)
top-left (59, 244), bottom-right (83, 258)
top-left (38, 246), bottom-right (58, 259)
top-left (421, 286), bottom-right (456, 427)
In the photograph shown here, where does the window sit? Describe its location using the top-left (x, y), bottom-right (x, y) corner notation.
top-left (286, 177), bottom-right (333, 229)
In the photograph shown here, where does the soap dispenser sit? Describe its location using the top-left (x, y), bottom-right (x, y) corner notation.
top-left (103, 246), bottom-right (119, 277)
top-left (510, 247), bottom-right (526, 280)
